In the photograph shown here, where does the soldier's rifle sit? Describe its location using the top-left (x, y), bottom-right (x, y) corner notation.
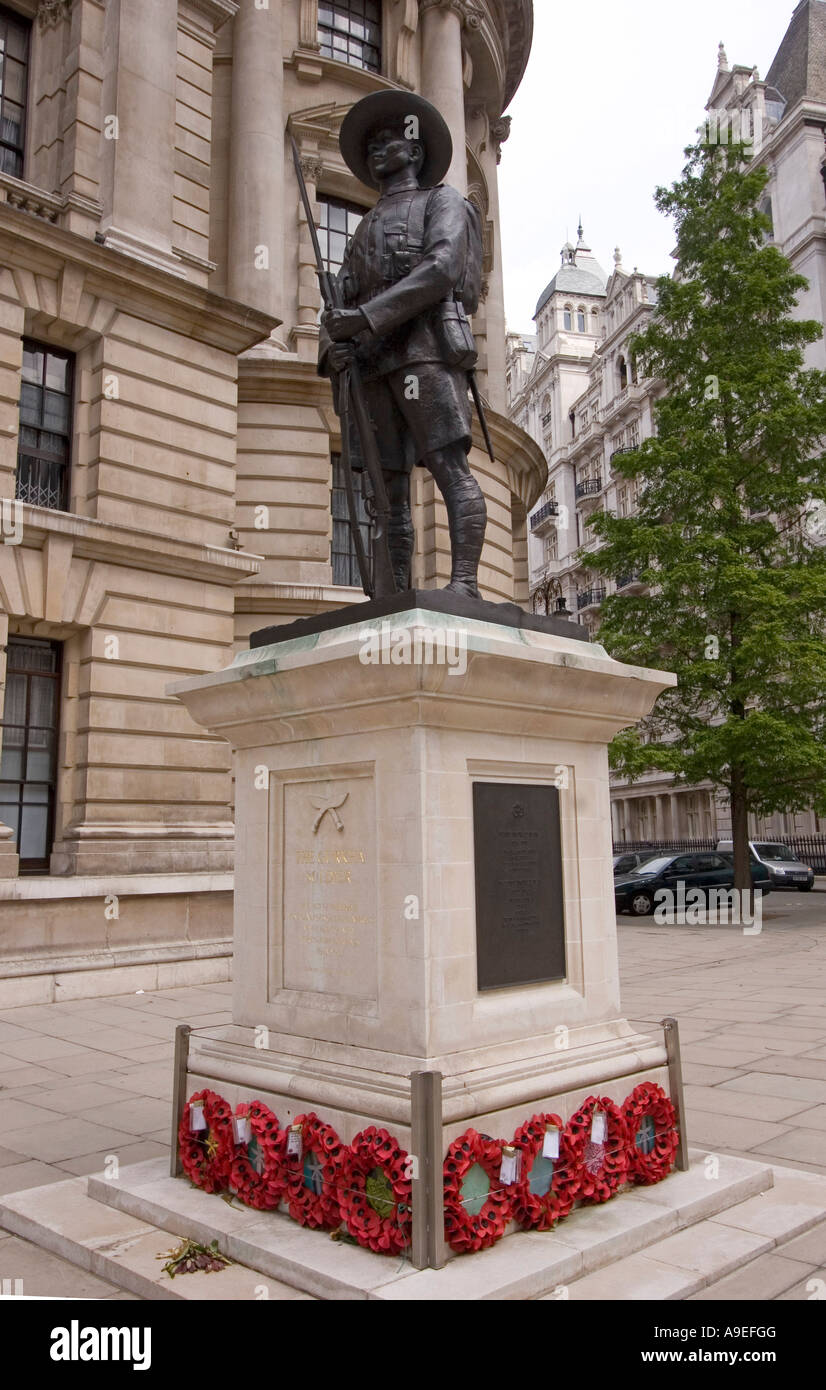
top-left (290, 135), bottom-right (396, 599)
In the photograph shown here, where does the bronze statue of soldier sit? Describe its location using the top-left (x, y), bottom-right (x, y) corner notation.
top-left (318, 91), bottom-right (488, 600)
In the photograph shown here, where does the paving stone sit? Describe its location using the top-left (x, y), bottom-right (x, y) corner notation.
top-left (0, 1145), bottom-right (31, 1169)
top-left (684, 1084), bottom-right (808, 1122)
top-left (779, 1223), bottom-right (826, 1265)
top-left (24, 1082), bottom-right (146, 1116)
top-left (681, 1112), bottom-right (792, 1151)
top-left (0, 1160), bottom-right (71, 1194)
top-left (643, 1219), bottom-right (771, 1276)
top-left (752, 1130), bottom-right (826, 1166)
top-left (0, 1098), bottom-right (75, 1130)
top-left (0, 1065), bottom-right (67, 1089)
top-left (719, 1073), bottom-right (826, 1105)
top-left (38, 1052), bottom-right (132, 1078)
top-left (750, 1056), bottom-right (826, 1083)
top-left (0, 1234), bottom-right (123, 1298)
top-left (76, 1098), bottom-right (170, 1136)
top-left (682, 1063), bottom-right (745, 1086)
top-left (58, 1140), bottom-right (169, 1177)
top-left (0, 1037), bottom-right (90, 1063)
top-left (684, 1044), bottom-right (773, 1068)
top-left (108, 1045), bottom-right (175, 1064)
top-left (1, 1119), bottom-right (139, 1164)
top-left (783, 1106), bottom-right (826, 1132)
top-left (0, 1023), bottom-right (38, 1044)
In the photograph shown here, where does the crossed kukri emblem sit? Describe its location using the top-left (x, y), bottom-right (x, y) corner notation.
top-left (310, 790), bottom-right (349, 834)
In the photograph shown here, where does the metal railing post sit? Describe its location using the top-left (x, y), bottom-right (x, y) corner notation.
top-left (170, 1023), bottom-right (191, 1177)
top-left (410, 1070), bottom-right (445, 1271)
top-left (662, 1016), bottom-right (690, 1171)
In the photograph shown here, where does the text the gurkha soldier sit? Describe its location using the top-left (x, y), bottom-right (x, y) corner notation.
top-left (318, 91), bottom-right (488, 599)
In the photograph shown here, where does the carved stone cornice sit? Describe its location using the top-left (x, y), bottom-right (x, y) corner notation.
top-left (490, 114), bottom-right (511, 162)
top-left (420, 0), bottom-right (483, 30)
top-left (37, 0), bottom-right (73, 29)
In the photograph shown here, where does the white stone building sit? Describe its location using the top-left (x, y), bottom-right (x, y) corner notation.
top-left (507, 0), bottom-right (826, 846)
top-left (0, 0), bottom-right (541, 1000)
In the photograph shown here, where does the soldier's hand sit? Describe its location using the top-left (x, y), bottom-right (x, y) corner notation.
top-left (327, 341), bottom-right (358, 371)
top-left (323, 308), bottom-right (368, 342)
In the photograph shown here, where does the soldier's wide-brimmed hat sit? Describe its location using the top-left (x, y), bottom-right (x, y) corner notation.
top-left (339, 91), bottom-right (453, 191)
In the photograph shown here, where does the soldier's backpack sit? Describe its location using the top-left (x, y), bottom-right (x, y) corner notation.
top-left (406, 187), bottom-right (484, 315)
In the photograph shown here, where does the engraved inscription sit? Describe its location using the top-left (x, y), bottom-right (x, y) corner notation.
top-left (282, 778), bottom-right (377, 998)
top-left (473, 782), bottom-right (566, 991)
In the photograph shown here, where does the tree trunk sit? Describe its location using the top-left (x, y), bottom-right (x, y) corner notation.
top-left (730, 766), bottom-right (753, 913)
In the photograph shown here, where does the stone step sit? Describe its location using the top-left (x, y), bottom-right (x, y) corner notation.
top-left (84, 1148), bottom-right (773, 1300)
top-left (0, 1176), bottom-right (313, 1302)
top-left (1, 1149), bottom-right (801, 1302)
top-left (556, 1166), bottom-right (826, 1300)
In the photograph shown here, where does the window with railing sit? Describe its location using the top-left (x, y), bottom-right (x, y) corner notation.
top-left (0, 6), bottom-right (29, 179)
top-left (16, 340), bottom-right (74, 512)
top-left (0, 636), bottom-right (61, 874)
top-left (319, 0), bottom-right (381, 73)
top-left (331, 452), bottom-right (373, 587)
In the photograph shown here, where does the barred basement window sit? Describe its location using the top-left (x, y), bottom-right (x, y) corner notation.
top-left (16, 340), bottom-right (74, 511)
top-left (317, 195), bottom-right (365, 275)
top-left (0, 637), bottom-right (61, 874)
top-left (331, 452), bottom-right (373, 588)
top-left (0, 5), bottom-right (29, 179)
top-left (319, 0), bottom-right (381, 73)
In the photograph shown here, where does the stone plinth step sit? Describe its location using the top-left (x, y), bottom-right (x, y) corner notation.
top-left (4, 1151), bottom-right (816, 1301)
top-left (0, 1176), bottom-right (314, 1302)
top-left (556, 1167), bottom-right (826, 1300)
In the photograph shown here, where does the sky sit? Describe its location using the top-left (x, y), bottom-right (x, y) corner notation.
top-left (499, 0), bottom-right (799, 331)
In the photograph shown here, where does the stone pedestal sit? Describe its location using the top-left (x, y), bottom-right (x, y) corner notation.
top-left (170, 601), bottom-right (676, 1147)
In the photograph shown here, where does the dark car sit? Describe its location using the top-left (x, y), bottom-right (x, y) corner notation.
top-left (615, 851), bottom-right (772, 917)
top-left (613, 851), bottom-right (653, 876)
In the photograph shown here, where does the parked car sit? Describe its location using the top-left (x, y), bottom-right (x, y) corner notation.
top-left (613, 851), bottom-right (654, 876)
top-left (715, 840), bottom-right (814, 891)
top-left (615, 851), bottom-right (772, 916)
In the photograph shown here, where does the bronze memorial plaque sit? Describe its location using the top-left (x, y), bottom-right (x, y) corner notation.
top-left (472, 782), bottom-right (566, 991)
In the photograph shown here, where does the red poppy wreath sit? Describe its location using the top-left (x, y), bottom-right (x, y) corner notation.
top-left (443, 1129), bottom-right (511, 1253)
top-left (283, 1112), bottom-right (346, 1230)
top-left (339, 1126), bottom-right (413, 1255)
top-left (229, 1100), bottom-right (287, 1211)
top-left (564, 1095), bottom-right (629, 1204)
top-left (511, 1112), bottom-right (580, 1231)
top-left (179, 1088), bottom-right (235, 1194)
top-left (622, 1082), bottom-right (679, 1185)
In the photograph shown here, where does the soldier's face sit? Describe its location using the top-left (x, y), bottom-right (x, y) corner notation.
top-left (367, 127), bottom-right (421, 181)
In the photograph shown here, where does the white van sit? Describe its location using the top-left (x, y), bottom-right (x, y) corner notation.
top-left (715, 840), bottom-right (814, 891)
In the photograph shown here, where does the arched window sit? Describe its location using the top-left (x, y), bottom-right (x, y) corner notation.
top-left (563, 306), bottom-right (572, 331)
top-left (591, 309), bottom-right (599, 329)
top-left (577, 308), bottom-right (586, 333)
top-left (618, 356), bottom-right (628, 391)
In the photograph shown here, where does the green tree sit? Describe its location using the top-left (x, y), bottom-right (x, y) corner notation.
top-left (587, 135), bottom-right (826, 895)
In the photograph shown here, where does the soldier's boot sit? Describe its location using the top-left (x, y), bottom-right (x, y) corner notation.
top-left (426, 445), bottom-right (487, 601)
top-left (387, 470), bottom-right (414, 592)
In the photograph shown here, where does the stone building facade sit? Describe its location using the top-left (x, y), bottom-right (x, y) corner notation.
top-left (0, 0), bottom-right (541, 1002)
top-left (507, 1), bottom-right (826, 848)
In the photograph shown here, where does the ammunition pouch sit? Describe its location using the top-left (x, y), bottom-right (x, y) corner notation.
top-left (433, 298), bottom-right (478, 371)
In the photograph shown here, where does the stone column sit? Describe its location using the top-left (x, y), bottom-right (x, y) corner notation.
top-left (99, 0), bottom-right (182, 274)
top-left (227, 0), bottom-right (284, 319)
top-left (669, 792), bottom-right (681, 837)
top-left (654, 794), bottom-right (666, 840)
top-left (420, 0), bottom-right (468, 194)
